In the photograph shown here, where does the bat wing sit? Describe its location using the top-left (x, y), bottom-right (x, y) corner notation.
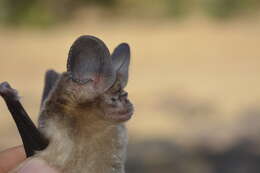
top-left (0, 82), bottom-right (49, 157)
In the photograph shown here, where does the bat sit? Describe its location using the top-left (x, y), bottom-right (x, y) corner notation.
top-left (0, 35), bottom-right (134, 173)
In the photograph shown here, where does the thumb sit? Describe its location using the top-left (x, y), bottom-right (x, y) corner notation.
top-left (17, 158), bottom-right (59, 173)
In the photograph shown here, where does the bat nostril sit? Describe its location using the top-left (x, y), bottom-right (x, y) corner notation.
top-left (120, 91), bottom-right (128, 98)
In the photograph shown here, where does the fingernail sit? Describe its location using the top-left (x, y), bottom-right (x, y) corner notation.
top-left (18, 158), bottom-right (58, 173)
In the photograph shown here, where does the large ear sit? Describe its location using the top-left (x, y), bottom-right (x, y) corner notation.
top-left (67, 35), bottom-right (116, 92)
top-left (41, 70), bottom-right (60, 107)
top-left (111, 43), bottom-right (130, 88)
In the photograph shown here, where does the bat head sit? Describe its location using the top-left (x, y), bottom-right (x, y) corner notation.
top-left (52, 36), bottom-right (133, 123)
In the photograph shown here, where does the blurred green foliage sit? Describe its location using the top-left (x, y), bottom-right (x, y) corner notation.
top-left (0, 0), bottom-right (118, 26)
top-left (0, 0), bottom-right (259, 27)
top-left (202, 0), bottom-right (260, 18)
top-left (166, 0), bottom-right (190, 18)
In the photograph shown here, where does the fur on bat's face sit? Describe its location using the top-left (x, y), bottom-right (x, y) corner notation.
top-left (55, 35), bottom-right (133, 124)
top-left (53, 74), bottom-right (133, 124)
top-left (98, 82), bottom-right (133, 122)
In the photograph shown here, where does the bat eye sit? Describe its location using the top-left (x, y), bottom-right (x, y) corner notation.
top-left (111, 97), bottom-right (117, 102)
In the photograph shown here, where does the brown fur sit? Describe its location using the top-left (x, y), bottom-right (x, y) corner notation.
top-left (10, 35), bottom-right (133, 173)
top-left (13, 73), bottom-right (130, 173)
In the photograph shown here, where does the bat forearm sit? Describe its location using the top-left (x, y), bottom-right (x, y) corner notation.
top-left (0, 82), bottom-right (49, 157)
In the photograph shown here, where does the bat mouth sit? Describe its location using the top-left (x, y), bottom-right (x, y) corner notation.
top-left (117, 109), bottom-right (134, 121)
top-left (106, 106), bottom-right (134, 122)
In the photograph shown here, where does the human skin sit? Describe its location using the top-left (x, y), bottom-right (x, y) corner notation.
top-left (0, 146), bottom-right (58, 173)
top-left (0, 146), bottom-right (25, 173)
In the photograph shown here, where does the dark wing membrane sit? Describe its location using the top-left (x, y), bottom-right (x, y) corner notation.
top-left (0, 82), bottom-right (49, 157)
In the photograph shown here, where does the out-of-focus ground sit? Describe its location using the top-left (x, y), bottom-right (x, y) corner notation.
top-left (1, 16), bottom-right (260, 172)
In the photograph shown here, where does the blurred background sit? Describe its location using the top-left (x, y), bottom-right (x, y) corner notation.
top-left (0, 0), bottom-right (260, 172)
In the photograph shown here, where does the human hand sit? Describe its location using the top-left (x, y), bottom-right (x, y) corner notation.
top-left (0, 146), bottom-right (58, 173)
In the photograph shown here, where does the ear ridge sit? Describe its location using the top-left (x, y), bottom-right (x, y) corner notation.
top-left (67, 35), bottom-right (116, 92)
top-left (111, 43), bottom-right (130, 88)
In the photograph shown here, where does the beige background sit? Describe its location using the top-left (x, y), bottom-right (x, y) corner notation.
top-left (0, 17), bottom-right (260, 151)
